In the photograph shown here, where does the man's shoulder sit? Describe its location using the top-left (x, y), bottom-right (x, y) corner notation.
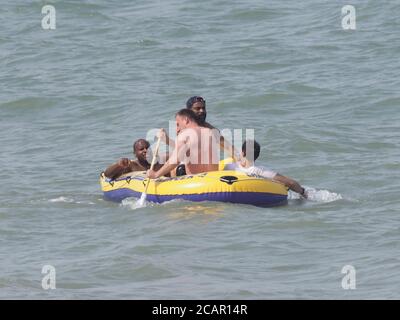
top-left (129, 160), bottom-right (146, 170)
top-left (201, 121), bottom-right (220, 131)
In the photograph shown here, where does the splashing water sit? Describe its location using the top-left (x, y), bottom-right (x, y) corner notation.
top-left (120, 197), bottom-right (188, 210)
top-left (120, 187), bottom-right (343, 210)
top-left (288, 187), bottom-right (343, 203)
top-left (120, 197), bottom-right (149, 210)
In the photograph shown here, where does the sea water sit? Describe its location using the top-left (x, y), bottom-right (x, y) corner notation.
top-left (1, 0), bottom-right (399, 299)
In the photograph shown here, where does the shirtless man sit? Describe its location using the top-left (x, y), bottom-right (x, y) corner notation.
top-left (104, 139), bottom-right (163, 180)
top-left (146, 109), bottom-right (219, 179)
top-left (159, 97), bottom-right (214, 147)
top-left (185, 96), bottom-right (238, 157)
top-left (159, 96), bottom-right (238, 175)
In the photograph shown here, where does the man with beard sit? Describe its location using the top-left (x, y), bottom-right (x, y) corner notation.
top-left (185, 96), bottom-right (212, 128)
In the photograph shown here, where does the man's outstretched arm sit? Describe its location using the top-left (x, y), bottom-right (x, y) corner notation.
top-left (147, 160), bottom-right (177, 179)
top-left (273, 174), bottom-right (307, 198)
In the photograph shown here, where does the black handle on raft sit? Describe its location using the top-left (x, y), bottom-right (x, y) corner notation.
top-left (219, 176), bottom-right (238, 185)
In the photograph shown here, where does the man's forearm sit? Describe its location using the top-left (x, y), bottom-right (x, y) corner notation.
top-left (288, 180), bottom-right (304, 195)
top-left (274, 174), bottom-right (305, 196)
top-left (220, 136), bottom-right (238, 159)
top-left (155, 161), bottom-right (178, 178)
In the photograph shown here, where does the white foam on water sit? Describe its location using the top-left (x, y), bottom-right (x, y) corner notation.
top-left (48, 196), bottom-right (75, 203)
top-left (120, 189), bottom-right (344, 210)
top-left (47, 197), bottom-right (95, 205)
top-left (120, 197), bottom-right (184, 210)
top-left (120, 197), bottom-right (148, 210)
top-left (76, 200), bottom-right (96, 205)
top-left (288, 187), bottom-right (343, 203)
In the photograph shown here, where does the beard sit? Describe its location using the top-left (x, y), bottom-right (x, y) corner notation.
top-left (196, 113), bottom-right (206, 124)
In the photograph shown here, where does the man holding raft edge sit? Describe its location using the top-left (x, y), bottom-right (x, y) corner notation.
top-left (104, 139), bottom-right (166, 180)
top-left (224, 140), bottom-right (308, 199)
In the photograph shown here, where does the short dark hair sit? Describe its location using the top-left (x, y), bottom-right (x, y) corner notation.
top-left (176, 108), bottom-right (199, 124)
top-left (133, 139), bottom-right (150, 152)
top-left (242, 140), bottom-right (260, 161)
top-left (186, 96), bottom-right (206, 109)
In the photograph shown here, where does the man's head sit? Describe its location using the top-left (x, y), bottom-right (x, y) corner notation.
top-left (175, 109), bottom-right (199, 134)
top-left (133, 139), bottom-right (150, 162)
top-left (186, 96), bottom-right (206, 124)
top-left (242, 140), bottom-right (260, 162)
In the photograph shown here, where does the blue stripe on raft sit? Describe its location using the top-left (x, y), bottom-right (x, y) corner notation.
top-left (103, 189), bottom-right (287, 207)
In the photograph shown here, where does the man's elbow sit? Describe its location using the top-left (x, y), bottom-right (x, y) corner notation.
top-left (279, 176), bottom-right (297, 190)
top-left (285, 180), bottom-right (296, 189)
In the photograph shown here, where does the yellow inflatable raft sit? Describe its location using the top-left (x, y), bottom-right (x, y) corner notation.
top-left (100, 170), bottom-right (288, 207)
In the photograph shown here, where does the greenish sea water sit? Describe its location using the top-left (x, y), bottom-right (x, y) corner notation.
top-left (1, 0), bottom-right (399, 299)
